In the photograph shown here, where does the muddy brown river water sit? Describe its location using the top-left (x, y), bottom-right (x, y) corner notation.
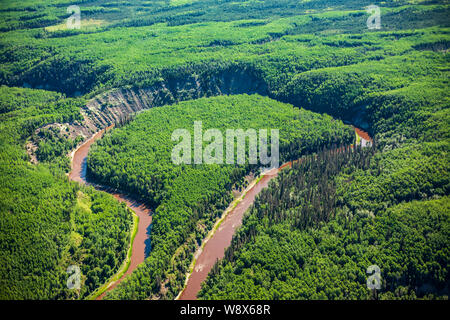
top-left (178, 166), bottom-right (285, 300)
top-left (68, 127), bottom-right (153, 300)
top-left (178, 128), bottom-right (372, 300)
top-left (69, 125), bottom-right (371, 300)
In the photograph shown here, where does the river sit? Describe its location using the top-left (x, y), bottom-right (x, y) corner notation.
top-left (69, 124), bottom-right (371, 300)
top-left (177, 165), bottom-right (287, 300)
top-left (178, 127), bottom-right (372, 300)
top-left (68, 126), bottom-right (153, 300)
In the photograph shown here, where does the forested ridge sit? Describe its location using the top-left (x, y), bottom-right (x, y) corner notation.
top-left (87, 94), bottom-right (353, 299)
top-left (199, 144), bottom-right (449, 299)
top-left (0, 0), bottom-right (448, 300)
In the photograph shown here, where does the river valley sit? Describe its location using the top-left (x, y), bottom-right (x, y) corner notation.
top-left (69, 123), bottom-right (371, 300)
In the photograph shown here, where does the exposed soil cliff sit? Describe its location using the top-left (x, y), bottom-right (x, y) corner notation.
top-left (83, 67), bottom-right (269, 130)
top-left (27, 66), bottom-right (269, 161)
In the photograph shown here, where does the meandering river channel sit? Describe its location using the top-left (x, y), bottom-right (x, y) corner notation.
top-left (69, 124), bottom-right (371, 300)
top-left (68, 126), bottom-right (153, 299)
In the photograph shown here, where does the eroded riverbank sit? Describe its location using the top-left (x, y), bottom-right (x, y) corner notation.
top-left (69, 124), bottom-right (371, 300)
top-left (178, 167), bottom-right (281, 300)
top-left (178, 127), bottom-right (372, 300)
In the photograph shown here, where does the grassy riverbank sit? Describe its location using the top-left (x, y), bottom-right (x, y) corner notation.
top-left (87, 212), bottom-right (139, 300)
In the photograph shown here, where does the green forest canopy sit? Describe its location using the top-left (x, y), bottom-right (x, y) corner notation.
top-left (0, 87), bottom-right (132, 299)
top-left (87, 94), bottom-right (353, 299)
top-left (0, 0), bottom-right (448, 299)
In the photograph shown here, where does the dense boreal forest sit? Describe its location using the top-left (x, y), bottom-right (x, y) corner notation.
top-left (0, 0), bottom-right (449, 300)
top-left (0, 87), bottom-right (133, 299)
top-left (86, 94), bottom-right (353, 299)
top-left (199, 145), bottom-right (449, 299)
